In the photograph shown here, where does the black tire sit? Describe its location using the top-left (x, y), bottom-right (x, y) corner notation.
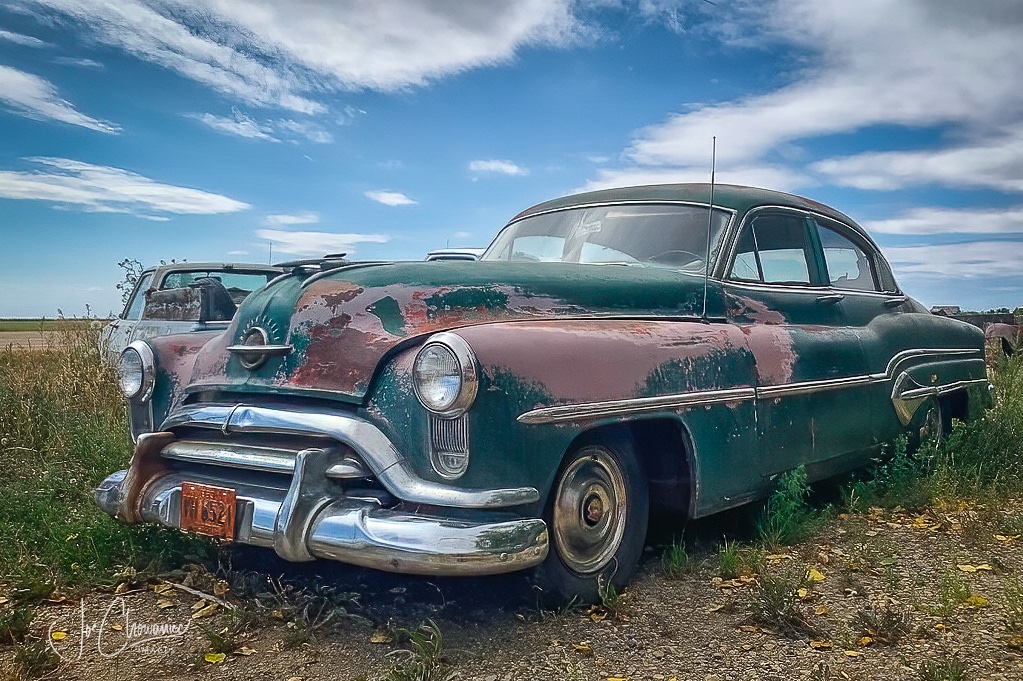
top-left (533, 431), bottom-right (648, 604)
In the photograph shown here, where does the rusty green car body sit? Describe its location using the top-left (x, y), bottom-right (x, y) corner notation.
top-left (97, 184), bottom-right (990, 601)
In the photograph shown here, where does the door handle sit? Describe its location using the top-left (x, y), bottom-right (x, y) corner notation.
top-left (883, 296), bottom-right (908, 308)
top-left (815, 294), bottom-right (845, 304)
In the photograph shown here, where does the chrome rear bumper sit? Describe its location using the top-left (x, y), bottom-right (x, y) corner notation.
top-left (95, 462), bottom-right (549, 576)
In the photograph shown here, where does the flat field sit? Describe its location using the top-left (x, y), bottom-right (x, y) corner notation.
top-left (0, 319), bottom-right (63, 332)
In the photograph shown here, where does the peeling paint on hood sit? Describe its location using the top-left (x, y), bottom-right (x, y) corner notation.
top-left (185, 261), bottom-right (726, 402)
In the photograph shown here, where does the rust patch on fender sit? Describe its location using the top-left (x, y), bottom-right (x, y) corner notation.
top-left (739, 325), bottom-right (796, 386)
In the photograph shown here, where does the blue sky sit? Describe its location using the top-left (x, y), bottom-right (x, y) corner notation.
top-left (0, 0), bottom-right (1021, 317)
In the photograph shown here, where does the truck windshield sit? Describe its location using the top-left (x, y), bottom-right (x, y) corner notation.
top-left (482, 204), bottom-right (731, 274)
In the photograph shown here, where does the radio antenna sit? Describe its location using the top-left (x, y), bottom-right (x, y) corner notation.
top-left (701, 136), bottom-right (717, 321)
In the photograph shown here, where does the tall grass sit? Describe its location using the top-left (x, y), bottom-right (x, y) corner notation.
top-left (847, 352), bottom-right (1023, 510)
top-left (0, 322), bottom-right (207, 590)
top-left (935, 353), bottom-right (1023, 494)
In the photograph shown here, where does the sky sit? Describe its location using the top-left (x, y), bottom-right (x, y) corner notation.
top-left (0, 0), bottom-right (1021, 317)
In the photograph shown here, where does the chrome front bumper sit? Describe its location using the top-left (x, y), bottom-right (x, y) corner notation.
top-left (94, 404), bottom-right (549, 576)
top-left (95, 463), bottom-right (549, 575)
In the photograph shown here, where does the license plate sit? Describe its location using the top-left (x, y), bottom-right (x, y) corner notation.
top-left (180, 482), bottom-right (236, 540)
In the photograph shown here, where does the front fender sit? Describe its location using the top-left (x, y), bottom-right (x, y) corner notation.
top-left (365, 318), bottom-right (761, 514)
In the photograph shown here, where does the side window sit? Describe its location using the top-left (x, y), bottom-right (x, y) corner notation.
top-left (816, 220), bottom-right (880, 292)
top-left (123, 273), bottom-right (153, 320)
top-left (729, 212), bottom-right (812, 284)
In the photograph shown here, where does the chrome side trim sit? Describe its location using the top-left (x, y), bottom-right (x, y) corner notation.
top-left (757, 375), bottom-right (885, 399)
top-left (517, 387), bottom-right (756, 425)
top-left (882, 348), bottom-right (981, 378)
top-left (162, 404), bottom-right (539, 509)
top-left (517, 347), bottom-right (985, 425)
top-left (898, 378), bottom-right (992, 401)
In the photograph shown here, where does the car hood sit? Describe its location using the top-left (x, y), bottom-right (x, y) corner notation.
top-left (185, 261), bottom-right (725, 402)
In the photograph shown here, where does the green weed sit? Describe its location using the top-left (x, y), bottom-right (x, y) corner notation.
top-left (12, 638), bottom-right (60, 679)
top-left (661, 539), bottom-right (695, 578)
top-left (383, 619), bottom-right (450, 681)
top-left (757, 465), bottom-right (826, 547)
top-left (717, 540), bottom-right (763, 580)
top-left (0, 606), bottom-right (34, 644)
top-left (855, 602), bottom-right (912, 645)
top-left (744, 570), bottom-right (820, 638)
top-left (919, 652), bottom-right (968, 681)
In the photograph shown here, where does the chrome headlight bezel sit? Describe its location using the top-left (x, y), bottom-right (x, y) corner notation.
top-left (117, 340), bottom-right (156, 402)
top-left (412, 332), bottom-right (479, 418)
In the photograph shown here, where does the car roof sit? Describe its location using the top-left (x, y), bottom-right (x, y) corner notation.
top-left (509, 183), bottom-right (868, 241)
top-left (145, 262), bottom-right (283, 274)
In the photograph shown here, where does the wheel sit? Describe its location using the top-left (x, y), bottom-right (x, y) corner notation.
top-left (533, 432), bottom-right (648, 604)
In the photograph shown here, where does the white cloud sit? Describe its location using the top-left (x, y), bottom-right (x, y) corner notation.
top-left (192, 109), bottom-right (335, 144)
top-left (365, 190), bottom-right (416, 206)
top-left (192, 108), bottom-right (277, 141)
top-left (0, 29), bottom-right (48, 47)
top-left (468, 159), bottom-right (529, 176)
top-left (256, 228), bottom-right (390, 256)
top-left (52, 57), bottom-right (104, 68)
top-left (813, 126), bottom-right (1023, 193)
top-left (276, 119), bottom-right (333, 144)
top-left (452, 231), bottom-right (473, 240)
top-left (263, 211), bottom-right (319, 227)
top-left (0, 157), bottom-right (250, 217)
top-left (227, 250), bottom-right (249, 256)
top-left (0, 65), bottom-right (119, 133)
top-left (864, 206), bottom-right (1023, 236)
top-left (592, 0), bottom-right (1023, 194)
top-left (885, 241), bottom-right (1023, 279)
top-left (23, 0), bottom-right (324, 114)
top-left (24, 0), bottom-right (585, 113)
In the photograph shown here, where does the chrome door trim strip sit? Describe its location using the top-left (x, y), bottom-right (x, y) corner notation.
top-left (517, 347), bottom-right (984, 425)
top-left (898, 378), bottom-right (992, 401)
top-left (756, 374), bottom-right (885, 399)
top-left (516, 387), bottom-right (757, 425)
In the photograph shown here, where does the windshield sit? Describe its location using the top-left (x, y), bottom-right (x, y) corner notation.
top-left (482, 204), bottom-right (731, 274)
top-left (160, 270), bottom-right (276, 304)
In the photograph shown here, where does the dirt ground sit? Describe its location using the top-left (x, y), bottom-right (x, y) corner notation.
top-left (0, 332), bottom-right (59, 351)
top-left (5, 505), bottom-right (1023, 681)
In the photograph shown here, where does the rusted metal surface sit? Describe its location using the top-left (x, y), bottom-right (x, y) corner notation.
top-left (459, 320), bottom-right (754, 404)
top-left (142, 287), bottom-right (203, 321)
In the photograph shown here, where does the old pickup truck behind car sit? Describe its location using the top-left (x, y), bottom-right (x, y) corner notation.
top-left (97, 184), bottom-right (991, 602)
top-left (100, 262), bottom-right (283, 363)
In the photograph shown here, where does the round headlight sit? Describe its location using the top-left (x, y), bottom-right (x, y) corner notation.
top-left (412, 333), bottom-right (478, 416)
top-left (117, 348), bottom-right (144, 398)
top-left (117, 341), bottom-right (155, 401)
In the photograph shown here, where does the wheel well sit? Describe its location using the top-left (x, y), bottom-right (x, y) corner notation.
top-left (940, 389), bottom-right (969, 428)
top-left (566, 419), bottom-right (694, 517)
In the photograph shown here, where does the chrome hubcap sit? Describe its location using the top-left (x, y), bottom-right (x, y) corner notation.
top-left (552, 448), bottom-right (627, 575)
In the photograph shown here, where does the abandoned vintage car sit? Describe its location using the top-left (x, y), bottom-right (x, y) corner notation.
top-left (97, 184), bottom-right (991, 601)
top-left (100, 262), bottom-right (284, 363)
